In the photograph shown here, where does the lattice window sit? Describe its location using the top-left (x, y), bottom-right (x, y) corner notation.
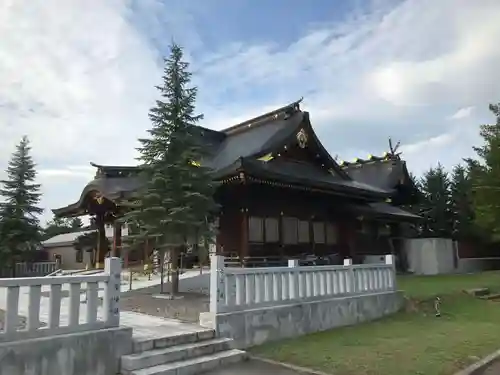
top-left (313, 222), bottom-right (326, 244)
top-left (248, 216), bottom-right (264, 242)
top-left (298, 220), bottom-right (310, 243)
top-left (265, 217), bottom-right (279, 242)
top-left (326, 223), bottom-right (338, 244)
top-left (282, 217), bottom-right (299, 244)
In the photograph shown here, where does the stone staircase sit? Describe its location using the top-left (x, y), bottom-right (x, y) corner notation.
top-left (120, 328), bottom-right (247, 375)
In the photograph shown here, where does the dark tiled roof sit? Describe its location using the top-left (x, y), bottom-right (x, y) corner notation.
top-left (239, 158), bottom-right (390, 197)
top-left (206, 110), bottom-right (304, 171)
top-left (52, 175), bottom-right (142, 217)
top-left (341, 158), bottom-right (409, 191)
top-left (351, 202), bottom-right (421, 221)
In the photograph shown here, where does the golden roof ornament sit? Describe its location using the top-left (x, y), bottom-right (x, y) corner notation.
top-left (94, 194), bottom-right (104, 205)
top-left (296, 128), bottom-right (308, 148)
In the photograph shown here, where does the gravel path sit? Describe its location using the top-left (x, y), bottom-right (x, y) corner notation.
top-left (120, 283), bottom-right (209, 323)
top-left (0, 309), bottom-right (46, 331)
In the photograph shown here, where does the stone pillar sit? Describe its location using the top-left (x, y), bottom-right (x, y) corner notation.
top-left (210, 254), bottom-right (225, 314)
top-left (343, 258), bottom-right (357, 293)
top-left (104, 257), bottom-right (121, 327)
top-left (385, 254), bottom-right (397, 290)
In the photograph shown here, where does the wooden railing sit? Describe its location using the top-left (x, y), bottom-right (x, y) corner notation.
top-left (210, 255), bottom-right (397, 313)
top-left (0, 257), bottom-right (121, 342)
top-left (0, 262), bottom-right (57, 278)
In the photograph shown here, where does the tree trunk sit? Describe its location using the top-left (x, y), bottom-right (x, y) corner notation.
top-left (159, 248), bottom-right (165, 294)
top-left (170, 246), bottom-right (180, 295)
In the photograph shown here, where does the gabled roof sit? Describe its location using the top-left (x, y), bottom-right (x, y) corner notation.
top-left (51, 173), bottom-right (142, 217)
top-left (205, 99), bottom-right (314, 171)
top-left (340, 154), bottom-right (414, 192)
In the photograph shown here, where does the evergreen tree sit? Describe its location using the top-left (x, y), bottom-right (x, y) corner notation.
top-left (43, 216), bottom-right (84, 240)
top-left (0, 136), bottom-right (43, 269)
top-left (450, 164), bottom-right (475, 239)
top-left (469, 103), bottom-right (500, 240)
top-left (70, 217), bottom-right (84, 229)
top-left (43, 216), bottom-right (72, 240)
top-left (419, 163), bottom-right (453, 237)
top-left (122, 43), bottom-right (218, 294)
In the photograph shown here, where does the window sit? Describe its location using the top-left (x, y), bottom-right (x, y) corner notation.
top-left (282, 217), bottom-right (298, 244)
top-left (379, 224), bottom-right (391, 236)
top-left (313, 222), bottom-right (325, 244)
top-left (326, 223), bottom-right (338, 244)
top-left (248, 217), bottom-right (264, 242)
top-left (356, 219), bottom-right (369, 233)
top-left (265, 218), bottom-right (279, 242)
top-left (76, 249), bottom-right (83, 263)
top-left (298, 220), bottom-right (310, 243)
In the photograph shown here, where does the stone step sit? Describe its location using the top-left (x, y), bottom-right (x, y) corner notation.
top-left (464, 288), bottom-right (490, 297)
top-left (121, 338), bottom-right (233, 373)
top-left (126, 349), bottom-right (247, 375)
top-left (133, 330), bottom-right (215, 353)
top-left (481, 293), bottom-right (500, 301)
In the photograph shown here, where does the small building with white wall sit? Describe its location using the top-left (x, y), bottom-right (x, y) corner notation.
top-left (42, 226), bottom-right (128, 270)
top-left (403, 237), bottom-right (500, 275)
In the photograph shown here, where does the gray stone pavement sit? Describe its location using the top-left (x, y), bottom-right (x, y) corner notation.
top-left (203, 359), bottom-right (309, 375)
top-left (476, 358), bottom-right (500, 375)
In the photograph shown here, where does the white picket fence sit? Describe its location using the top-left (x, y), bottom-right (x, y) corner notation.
top-left (0, 257), bottom-right (121, 342)
top-left (210, 255), bottom-right (397, 313)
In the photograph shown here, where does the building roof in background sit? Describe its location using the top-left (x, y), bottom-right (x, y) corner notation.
top-left (42, 226), bottom-right (129, 247)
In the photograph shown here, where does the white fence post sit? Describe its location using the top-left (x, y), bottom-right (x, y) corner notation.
top-left (343, 258), bottom-right (357, 293)
top-left (210, 254), bottom-right (225, 314)
top-left (104, 257), bottom-right (121, 327)
top-left (385, 254), bottom-right (397, 290)
top-left (288, 259), bottom-right (299, 299)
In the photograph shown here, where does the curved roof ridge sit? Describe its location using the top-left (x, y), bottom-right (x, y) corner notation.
top-left (221, 98), bottom-right (303, 136)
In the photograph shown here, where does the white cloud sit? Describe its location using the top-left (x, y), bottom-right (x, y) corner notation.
top-left (1, 0), bottom-right (500, 222)
top-left (448, 106), bottom-right (475, 120)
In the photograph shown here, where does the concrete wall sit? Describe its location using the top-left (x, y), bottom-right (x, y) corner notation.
top-left (201, 291), bottom-right (403, 349)
top-left (457, 257), bottom-right (500, 273)
top-left (0, 327), bottom-right (132, 375)
top-left (404, 238), bottom-right (455, 275)
top-left (404, 238), bottom-right (500, 275)
top-left (361, 255), bottom-right (387, 264)
top-left (179, 273), bottom-right (210, 295)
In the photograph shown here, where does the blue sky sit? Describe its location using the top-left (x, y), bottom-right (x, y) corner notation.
top-left (1, 0), bottom-right (500, 222)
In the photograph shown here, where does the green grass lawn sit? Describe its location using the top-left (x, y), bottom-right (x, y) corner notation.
top-left (251, 271), bottom-right (500, 375)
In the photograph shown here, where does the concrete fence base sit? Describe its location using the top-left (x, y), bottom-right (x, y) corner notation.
top-left (0, 326), bottom-right (132, 375)
top-left (200, 290), bottom-right (404, 349)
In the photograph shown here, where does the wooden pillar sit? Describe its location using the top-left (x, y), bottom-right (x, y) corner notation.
top-left (95, 215), bottom-right (106, 269)
top-left (338, 219), bottom-right (355, 260)
top-left (347, 220), bottom-right (357, 261)
top-left (112, 221), bottom-right (122, 258)
top-left (240, 208), bottom-right (249, 262)
top-left (239, 176), bottom-right (249, 264)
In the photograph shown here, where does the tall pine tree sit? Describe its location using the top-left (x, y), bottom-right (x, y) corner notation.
top-left (122, 43), bottom-right (218, 294)
top-left (419, 163), bottom-right (453, 237)
top-left (469, 103), bottom-right (500, 240)
top-left (449, 164), bottom-right (475, 240)
top-left (0, 136), bottom-right (43, 271)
